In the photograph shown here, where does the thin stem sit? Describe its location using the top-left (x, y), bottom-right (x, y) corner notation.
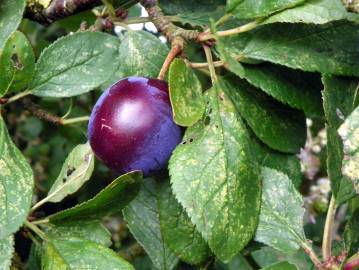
top-left (323, 196), bottom-right (337, 260)
top-left (32, 219), bottom-right (50, 225)
top-left (158, 43), bottom-right (182, 80)
top-left (5, 89), bottom-right (32, 105)
top-left (203, 45), bottom-right (218, 84)
top-left (199, 20), bottom-right (260, 41)
top-left (61, 116), bottom-right (90, 125)
top-left (189, 54), bottom-right (244, 69)
top-left (302, 241), bottom-right (322, 269)
top-left (24, 220), bottom-right (46, 240)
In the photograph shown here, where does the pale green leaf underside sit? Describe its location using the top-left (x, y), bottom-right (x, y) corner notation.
top-left (322, 75), bottom-right (359, 200)
top-left (123, 179), bottom-right (179, 270)
top-left (262, 261), bottom-right (298, 270)
top-left (339, 106), bottom-right (359, 194)
top-left (31, 31), bottom-right (121, 97)
top-left (0, 117), bottom-right (33, 239)
top-left (224, 77), bottom-right (306, 154)
top-left (47, 142), bottom-right (95, 203)
top-left (158, 182), bottom-right (210, 265)
top-left (45, 220), bottom-right (112, 247)
top-left (42, 237), bottom-right (133, 270)
top-left (0, 235), bottom-right (14, 270)
top-left (263, 0), bottom-right (356, 25)
top-left (227, 0), bottom-right (305, 19)
top-left (255, 167), bottom-right (306, 254)
top-left (221, 21), bottom-right (359, 76)
top-left (169, 58), bottom-right (205, 127)
top-left (0, 0), bottom-right (25, 49)
top-left (104, 30), bottom-right (169, 88)
top-left (49, 171), bottom-right (142, 223)
top-left (169, 84), bottom-right (261, 262)
top-left (0, 31), bottom-right (35, 97)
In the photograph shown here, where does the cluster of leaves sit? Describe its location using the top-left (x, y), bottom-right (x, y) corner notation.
top-left (1, 0), bottom-right (359, 269)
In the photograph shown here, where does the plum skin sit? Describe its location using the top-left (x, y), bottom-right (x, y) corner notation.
top-left (88, 76), bottom-right (182, 176)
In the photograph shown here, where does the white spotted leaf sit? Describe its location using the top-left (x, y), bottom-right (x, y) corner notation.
top-left (0, 31), bottom-right (35, 97)
top-left (227, 0), bottom-right (305, 19)
top-left (42, 236), bottom-right (134, 270)
top-left (0, 0), bottom-right (25, 49)
top-left (220, 21), bottom-right (359, 76)
top-left (30, 31), bottom-right (121, 97)
top-left (338, 106), bottom-right (359, 195)
top-left (255, 167), bottom-right (306, 254)
top-left (0, 117), bottom-right (34, 239)
top-left (123, 179), bottom-right (179, 270)
top-left (263, 0), bottom-right (359, 25)
top-left (158, 181), bottom-right (210, 265)
top-left (44, 220), bottom-right (112, 247)
top-left (169, 58), bottom-right (205, 126)
top-left (45, 142), bottom-right (95, 204)
top-left (0, 235), bottom-right (14, 270)
top-left (169, 83), bottom-right (261, 262)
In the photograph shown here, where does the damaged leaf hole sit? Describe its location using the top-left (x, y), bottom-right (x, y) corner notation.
top-left (181, 138), bottom-right (194, 145)
top-left (11, 54), bottom-right (23, 70)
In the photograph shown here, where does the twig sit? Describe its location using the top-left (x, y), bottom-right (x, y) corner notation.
top-left (22, 99), bottom-right (63, 125)
top-left (323, 196), bottom-right (337, 260)
top-left (203, 45), bottom-right (218, 84)
top-left (26, 0), bottom-right (102, 24)
top-left (158, 39), bottom-right (182, 80)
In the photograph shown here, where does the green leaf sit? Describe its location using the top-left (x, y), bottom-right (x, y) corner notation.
top-left (0, 31), bottom-right (35, 97)
top-left (42, 237), bottom-right (133, 270)
top-left (339, 106), bottom-right (359, 195)
top-left (44, 220), bottom-right (112, 247)
top-left (240, 63), bottom-right (323, 118)
top-left (0, 0), bottom-right (25, 49)
top-left (224, 77), bottom-right (306, 154)
top-left (158, 182), bottom-right (210, 265)
top-left (220, 21), bottom-right (359, 76)
top-left (344, 208), bottom-right (359, 256)
top-left (169, 83), bottom-right (261, 262)
top-left (227, 0), bottom-right (305, 19)
top-left (261, 261), bottom-right (298, 270)
top-left (30, 31), bottom-right (121, 97)
top-left (123, 179), bottom-right (179, 270)
top-left (252, 246), bottom-right (314, 270)
top-left (252, 137), bottom-right (302, 189)
top-left (322, 75), bottom-right (359, 200)
top-left (105, 31), bottom-right (168, 87)
top-left (45, 142), bottom-right (95, 203)
top-left (0, 235), bottom-right (14, 270)
top-left (169, 58), bottom-right (205, 126)
top-left (159, 0), bottom-right (225, 15)
top-left (0, 117), bottom-right (34, 239)
top-left (176, 9), bottom-right (226, 28)
top-left (48, 171), bottom-right (142, 223)
top-left (263, 0), bottom-right (357, 24)
top-left (212, 254), bottom-right (254, 270)
top-left (255, 167), bottom-right (306, 253)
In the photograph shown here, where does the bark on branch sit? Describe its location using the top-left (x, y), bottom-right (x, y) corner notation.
top-left (25, 0), bottom-right (102, 24)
